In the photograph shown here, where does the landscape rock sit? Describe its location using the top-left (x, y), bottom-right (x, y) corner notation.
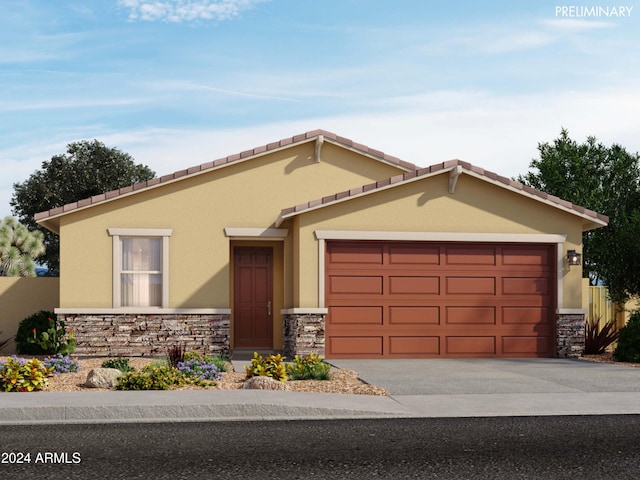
top-left (242, 376), bottom-right (289, 391)
top-left (85, 368), bottom-right (123, 388)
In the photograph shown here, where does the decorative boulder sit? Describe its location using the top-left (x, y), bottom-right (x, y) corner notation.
top-left (85, 368), bottom-right (123, 388)
top-left (242, 376), bottom-right (289, 391)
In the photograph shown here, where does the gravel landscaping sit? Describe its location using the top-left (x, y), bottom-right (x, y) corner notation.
top-left (0, 355), bottom-right (389, 395)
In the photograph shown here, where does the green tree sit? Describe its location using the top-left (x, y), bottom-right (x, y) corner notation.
top-left (517, 129), bottom-right (640, 303)
top-left (11, 140), bottom-right (156, 274)
top-left (0, 216), bottom-right (45, 277)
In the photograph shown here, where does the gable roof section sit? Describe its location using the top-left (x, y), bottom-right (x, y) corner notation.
top-left (34, 129), bottom-right (418, 231)
top-left (275, 159), bottom-right (609, 231)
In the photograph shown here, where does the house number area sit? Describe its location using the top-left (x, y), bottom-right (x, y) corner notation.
top-left (1, 451), bottom-right (82, 464)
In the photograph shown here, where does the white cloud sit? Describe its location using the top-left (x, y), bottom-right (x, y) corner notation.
top-left (118, 0), bottom-right (268, 23)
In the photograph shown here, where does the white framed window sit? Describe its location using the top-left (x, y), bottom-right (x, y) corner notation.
top-left (108, 228), bottom-right (172, 308)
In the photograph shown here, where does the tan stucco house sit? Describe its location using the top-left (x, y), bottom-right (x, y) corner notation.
top-left (35, 130), bottom-right (608, 358)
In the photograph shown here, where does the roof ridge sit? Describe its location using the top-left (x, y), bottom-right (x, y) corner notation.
top-left (34, 129), bottom-right (417, 222)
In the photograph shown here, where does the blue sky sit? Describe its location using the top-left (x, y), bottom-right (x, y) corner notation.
top-left (2, 0), bottom-right (639, 219)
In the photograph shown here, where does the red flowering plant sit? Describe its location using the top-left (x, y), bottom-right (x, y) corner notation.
top-left (15, 311), bottom-right (76, 355)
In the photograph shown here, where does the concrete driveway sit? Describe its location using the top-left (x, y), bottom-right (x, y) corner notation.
top-left (328, 358), bottom-right (640, 395)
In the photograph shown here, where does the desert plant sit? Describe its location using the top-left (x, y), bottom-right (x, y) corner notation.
top-left (44, 354), bottom-right (79, 374)
top-left (0, 216), bottom-right (45, 277)
top-left (287, 353), bottom-right (331, 380)
top-left (614, 310), bottom-right (640, 363)
top-left (15, 311), bottom-right (76, 355)
top-left (101, 357), bottom-right (134, 373)
top-left (584, 316), bottom-right (619, 355)
top-left (184, 351), bottom-right (229, 373)
top-left (167, 344), bottom-right (185, 368)
top-left (0, 356), bottom-right (53, 392)
top-left (115, 364), bottom-right (215, 390)
top-left (244, 352), bottom-right (288, 382)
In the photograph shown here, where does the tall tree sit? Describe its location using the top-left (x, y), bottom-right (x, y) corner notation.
top-left (11, 140), bottom-right (156, 274)
top-left (0, 216), bottom-right (45, 277)
top-left (518, 129), bottom-right (640, 303)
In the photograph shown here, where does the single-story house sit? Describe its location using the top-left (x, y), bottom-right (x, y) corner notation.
top-left (35, 130), bottom-right (608, 359)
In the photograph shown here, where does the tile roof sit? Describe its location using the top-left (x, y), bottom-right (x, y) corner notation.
top-left (275, 159), bottom-right (609, 229)
top-left (34, 129), bottom-right (418, 223)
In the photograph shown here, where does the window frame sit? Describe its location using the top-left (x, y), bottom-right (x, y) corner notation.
top-left (108, 228), bottom-right (172, 308)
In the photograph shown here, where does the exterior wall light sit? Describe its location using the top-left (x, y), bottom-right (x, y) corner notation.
top-left (567, 249), bottom-right (582, 266)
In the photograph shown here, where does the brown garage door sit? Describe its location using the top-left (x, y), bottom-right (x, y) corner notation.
top-left (325, 241), bottom-right (555, 358)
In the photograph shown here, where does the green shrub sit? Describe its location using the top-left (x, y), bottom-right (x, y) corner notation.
top-left (614, 311), bottom-right (640, 363)
top-left (15, 311), bottom-right (76, 355)
top-left (287, 353), bottom-right (331, 380)
top-left (245, 352), bottom-right (288, 382)
top-left (584, 316), bottom-right (619, 355)
top-left (101, 358), bottom-right (134, 373)
top-left (0, 356), bottom-right (53, 392)
top-left (115, 364), bottom-right (214, 390)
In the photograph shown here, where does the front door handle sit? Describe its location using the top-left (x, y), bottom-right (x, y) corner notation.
top-left (267, 301), bottom-right (272, 316)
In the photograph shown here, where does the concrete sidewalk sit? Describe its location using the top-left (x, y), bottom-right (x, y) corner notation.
top-left (1, 359), bottom-right (640, 425)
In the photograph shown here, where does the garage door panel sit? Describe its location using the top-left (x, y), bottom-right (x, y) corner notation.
top-left (503, 306), bottom-right (550, 325)
top-left (389, 336), bottom-right (440, 355)
top-left (328, 337), bottom-right (383, 356)
top-left (446, 306), bottom-right (495, 325)
top-left (446, 336), bottom-right (496, 354)
top-left (389, 276), bottom-right (439, 295)
top-left (388, 245), bottom-right (440, 264)
top-left (502, 336), bottom-right (551, 354)
top-left (329, 306), bottom-right (383, 325)
top-left (502, 247), bottom-right (550, 266)
top-left (446, 247), bottom-right (496, 265)
top-left (446, 277), bottom-right (496, 295)
top-left (328, 244), bottom-right (383, 264)
top-left (502, 277), bottom-right (549, 295)
top-left (329, 276), bottom-right (383, 294)
top-left (389, 306), bottom-right (440, 324)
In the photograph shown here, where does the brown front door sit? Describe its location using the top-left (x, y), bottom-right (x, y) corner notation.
top-left (234, 246), bottom-right (273, 349)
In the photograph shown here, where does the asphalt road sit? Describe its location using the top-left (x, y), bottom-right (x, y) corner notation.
top-left (2, 416), bottom-right (640, 479)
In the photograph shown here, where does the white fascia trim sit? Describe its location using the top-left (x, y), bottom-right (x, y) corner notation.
top-left (55, 308), bottom-right (232, 315)
top-left (224, 227), bottom-right (288, 240)
top-left (281, 308), bottom-right (329, 315)
top-left (108, 228), bottom-right (173, 237)
top-left (557, 308), bottom-right (588, 315)
top-left (314, 230), bottom-right (567, 243)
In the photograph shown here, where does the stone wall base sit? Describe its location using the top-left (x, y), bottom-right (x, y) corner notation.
top-left (557, 313), bottom-right (585, 358)
top-left (283, 313), bottom-right (326, 357)
top-left (58, 313), bottom-right (230, 357)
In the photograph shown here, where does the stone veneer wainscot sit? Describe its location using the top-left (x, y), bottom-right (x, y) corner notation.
top-left (57, 313), bottom-right (230, 357)
top-left (556, 312), bottom-right (585, 358)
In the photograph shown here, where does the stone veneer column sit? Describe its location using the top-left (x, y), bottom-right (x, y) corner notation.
top-left (283, 313), bottom-right (326, 357)
top-left (58, 313), bottom-right (231, 357)
top-left (556, 312), bottom-right (585, 358)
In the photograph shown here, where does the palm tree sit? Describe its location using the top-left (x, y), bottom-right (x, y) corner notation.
top-left (0, 216), bottom-right (45, 276)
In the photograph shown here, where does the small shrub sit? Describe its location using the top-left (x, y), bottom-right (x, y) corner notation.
top-left (167, 344), bottom-right (185, 368)
top-left (584, 316), bottom-right (619, 355)
top-left (287, 353), bottom-right (331, 381)
top-left (101, 357), bottom-right (134, 373)
top-left (0, 356), bottom-right (53, 392)
top-left (245, 352), bottom-right (288, 382)
top-left (614, 311), bottom-right (640, 363)
top-left (44, 354), bottom-right (79, 374)
top-left (15, 311), bottom-right (76, 355)
top-left (115, 364), bottom-right (214, 390)
top-left (176, 358), bottom-right (221, 381)
top-left (184, 351), bottom-right (229, 372)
